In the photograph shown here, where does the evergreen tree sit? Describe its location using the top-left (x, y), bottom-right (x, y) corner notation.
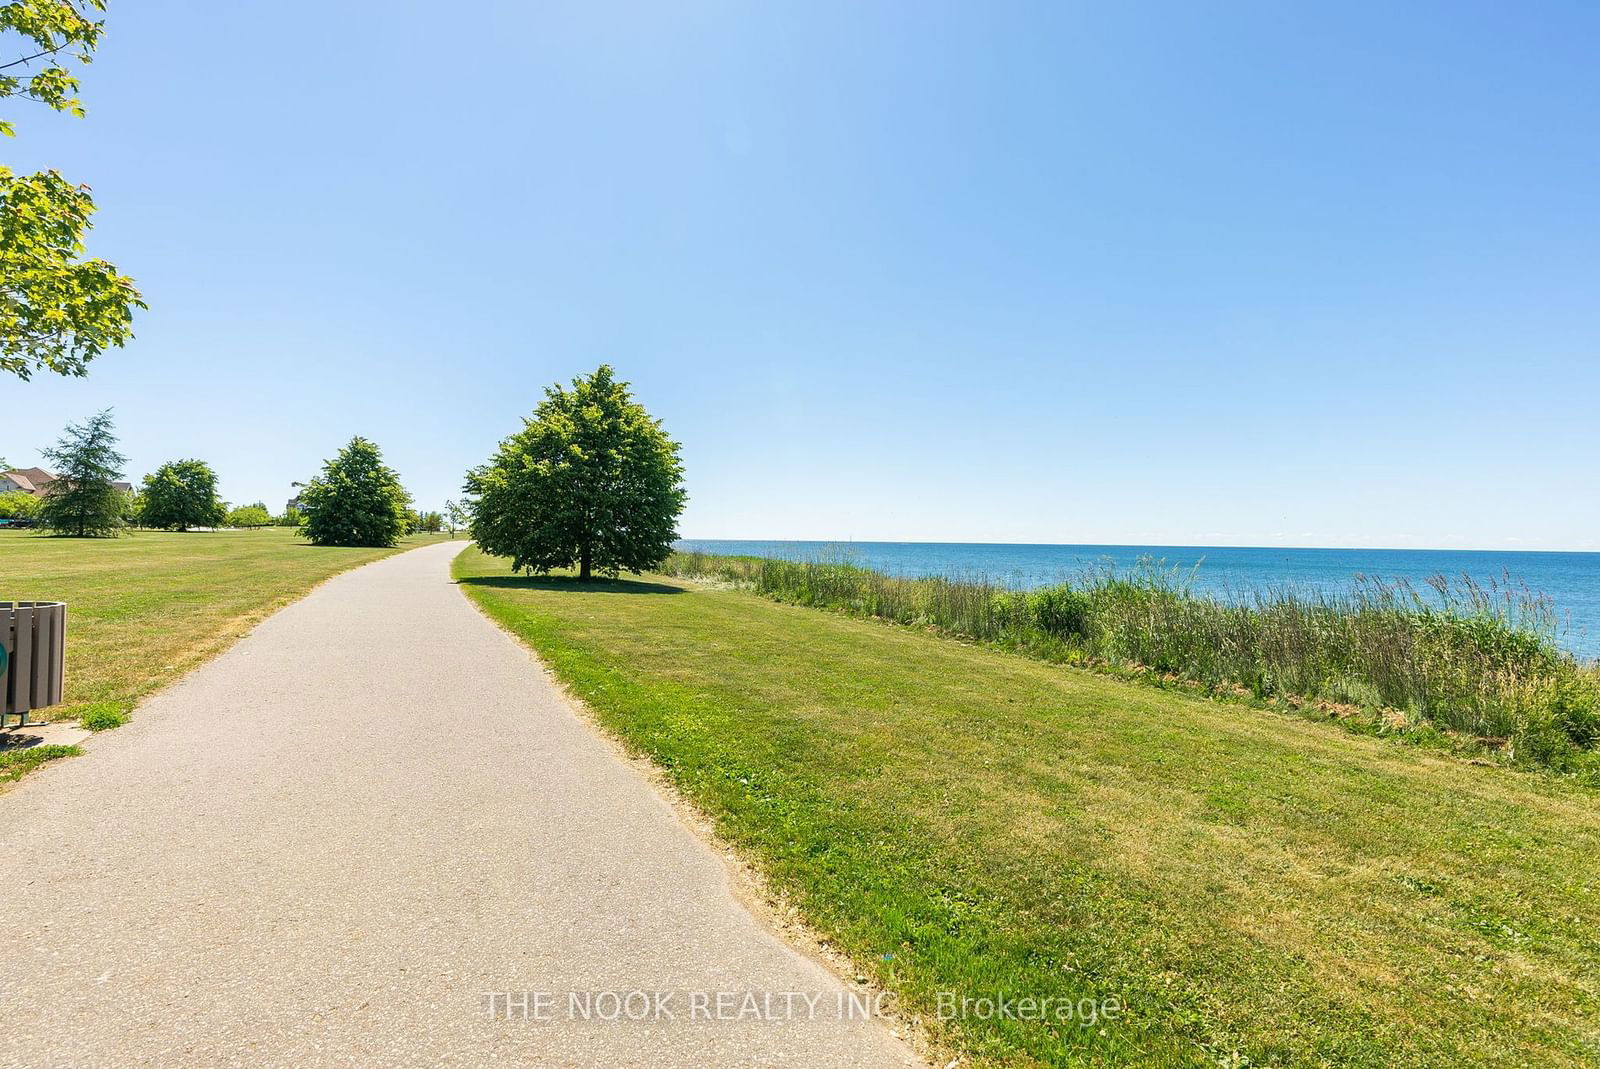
top-left (466, 365), bottom-right (686, 579)
top-left (39, 408), bottom-right (127, 537)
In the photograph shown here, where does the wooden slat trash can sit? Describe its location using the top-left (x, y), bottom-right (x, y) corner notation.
top-left (1, 602), bottom-right (67, 729)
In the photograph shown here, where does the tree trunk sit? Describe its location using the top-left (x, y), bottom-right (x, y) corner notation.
top-left (579, 545), bottom-right (592, 581)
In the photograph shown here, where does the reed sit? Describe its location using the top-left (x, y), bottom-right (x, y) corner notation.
top-left (660, 551), bottom-right (1600, 776)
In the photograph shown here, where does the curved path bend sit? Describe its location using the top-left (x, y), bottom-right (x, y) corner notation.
top-left (0, 542), bottom-right (920, 1068)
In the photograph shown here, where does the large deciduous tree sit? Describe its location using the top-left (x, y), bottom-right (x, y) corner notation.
top-left (466, 365), bottom-right (686, 580)
top-left (140, 458), bottom-right (226, 530)
top-left (1, 0), bottom-right (142, 380)
top-left (299, 437), bottom-right (412, 548)
top-left (38, 407), bottom-right (126, 536)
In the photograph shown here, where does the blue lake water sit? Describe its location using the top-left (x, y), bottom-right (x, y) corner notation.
top-left (674, 540), bottom-right (1600, 660)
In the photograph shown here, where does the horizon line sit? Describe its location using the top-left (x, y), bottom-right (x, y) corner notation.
top-left (674, 537), bottom-right (1600, 556)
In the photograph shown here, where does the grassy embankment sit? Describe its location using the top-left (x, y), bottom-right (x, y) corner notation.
top-left (664, 552), bottom-right (1600, 781)
top-left (2, 527), bottom-right (449, 762)
top-left (457, 546), bottom-right (1600, 1069)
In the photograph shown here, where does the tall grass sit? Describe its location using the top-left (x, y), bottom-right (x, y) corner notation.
top-left (661, 551), bottom-right (1600, 777)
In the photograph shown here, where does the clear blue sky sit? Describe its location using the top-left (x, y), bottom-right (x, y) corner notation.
top-left (3, 1), bottom-right (1596, 549)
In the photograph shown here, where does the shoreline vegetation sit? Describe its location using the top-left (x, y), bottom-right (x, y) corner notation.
top-left (662, 551), bottom-right (1600, 782)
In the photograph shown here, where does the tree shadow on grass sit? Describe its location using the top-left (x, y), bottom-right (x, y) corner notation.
top-left (456, 575), bottom-right (685, 595)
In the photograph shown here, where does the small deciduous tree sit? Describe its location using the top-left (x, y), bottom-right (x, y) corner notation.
top-left (140, 459), bottom-right (225, 530)
top-left (444, 498), bottom-right (467, 537)
top-left (300, 437), bottom-right (412, 547)
top-left (1, 1), bottom-right (143, 380)
top-left (38, 408), bottom-right (126, 536)
top-left (465, 365), bottom-right (686, 580)
top-left (225, 502), bottom-right (271, 528)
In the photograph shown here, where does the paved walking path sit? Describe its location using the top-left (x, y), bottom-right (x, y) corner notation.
top-left (0, 543), bottom-right (920, 1068)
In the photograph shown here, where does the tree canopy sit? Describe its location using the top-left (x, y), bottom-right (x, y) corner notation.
top-left (140, 459), bottom-right (225, 530)
top-left (38, 407), bottom-right (126, 536)
top-left (1, 0), bottom-right (142, 380)
top-left (0, 488), bottom-right (39, 520)
top-left (224, 502), bottom-right (272, 528)
top-left (300, 437), bottom-right (412, 547)
top-left (466, 365), bottom-right (686, 580)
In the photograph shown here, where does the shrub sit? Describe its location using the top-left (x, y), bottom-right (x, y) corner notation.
top-left (0, 489), bottom-right (41, 520)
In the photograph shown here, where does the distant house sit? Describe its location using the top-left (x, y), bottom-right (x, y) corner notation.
top-left (0, 467), bottom-right (56, 495)
top-left (0, 467), bottom-right (132, 495)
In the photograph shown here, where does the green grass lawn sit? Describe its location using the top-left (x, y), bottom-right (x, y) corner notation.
top-left (455, 548), bottom-right (1600, 1069)
top-left (2, 527), bottom-right (451, 734)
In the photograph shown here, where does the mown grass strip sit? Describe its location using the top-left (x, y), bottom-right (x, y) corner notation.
top-left (456, 547), bottom-right (1600, 1069)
